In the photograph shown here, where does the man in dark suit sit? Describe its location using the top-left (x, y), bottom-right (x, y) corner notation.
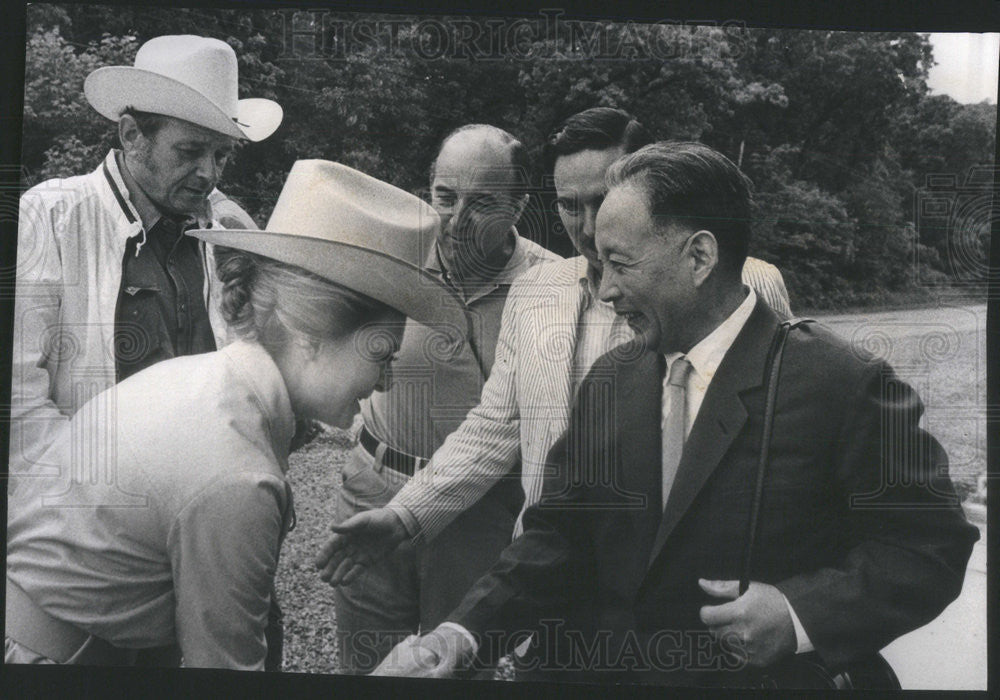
top-left (373, 142), bottom-right (979, 686)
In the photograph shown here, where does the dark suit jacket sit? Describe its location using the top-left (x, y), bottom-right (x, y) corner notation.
top-left (451, 298), bottom-right (978, 684)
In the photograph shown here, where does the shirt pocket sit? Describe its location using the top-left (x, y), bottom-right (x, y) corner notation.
top-left (116, 286), bottom-right (169, 370)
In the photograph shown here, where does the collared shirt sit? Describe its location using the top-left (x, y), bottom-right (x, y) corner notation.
top-left (661, 288), bottom-right (758, 440)
top-left (6, 340), bottom-right (295, 670)
top-left (9, 151), bottom-right (238, 479)
top-left (362, 232), bottom-right (559, 457)
top-left (114, 152), bottom-right (216, 381)
top-left (660, 287), bottom-right (812, 653)
top-left (571, 272), bottom-right (633, 390)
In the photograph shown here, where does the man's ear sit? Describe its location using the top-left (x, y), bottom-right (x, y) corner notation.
top-left (118, 114), bottom-right (143, 155)
top-left (687, 230), bottom-right (719, 288)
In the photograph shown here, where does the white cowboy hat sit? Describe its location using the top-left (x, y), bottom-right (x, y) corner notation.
top-left (187, 160), bottom-right (467, 333)
top-left (84, 35), bottom-right (282, 142)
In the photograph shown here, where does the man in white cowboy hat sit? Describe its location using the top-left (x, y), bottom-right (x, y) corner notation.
top-left (328, 123), bottom-right (561, 673)
top-left (9, 33), bottom-right (281, 664)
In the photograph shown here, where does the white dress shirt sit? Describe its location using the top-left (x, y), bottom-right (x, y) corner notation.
top-left (660, 288), bottom-right (812, 654)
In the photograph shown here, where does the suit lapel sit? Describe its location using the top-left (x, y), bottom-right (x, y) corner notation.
top-left (644, 300), bottom-right (779, 572)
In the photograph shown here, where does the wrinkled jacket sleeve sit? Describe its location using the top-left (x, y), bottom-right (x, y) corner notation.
top-left (10, 190), bottom-right (71, 474)
top-left (388, 280), bottom-right (525, 541)
top-left (776, 362), bottom-right (979, 668)
top-left (448, 391), bottom-right (598, 663)
top-left (168, 472), bottom-right (288, 670)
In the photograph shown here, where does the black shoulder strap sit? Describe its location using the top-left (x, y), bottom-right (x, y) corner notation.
top-left (739, 317), bottom-right (812, 595)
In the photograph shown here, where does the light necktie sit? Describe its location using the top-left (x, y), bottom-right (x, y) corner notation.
top-left (661, 357), bottom-right (692, 510)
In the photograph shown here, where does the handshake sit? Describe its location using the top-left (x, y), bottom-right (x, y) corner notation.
top-left (313, 509), bottom-right (481, 677)
top-left (371, 624), bottom-right (478, 678)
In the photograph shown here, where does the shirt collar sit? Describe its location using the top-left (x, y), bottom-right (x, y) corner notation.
top-left (112, 150), bottom-right (212, 233)
top-left (101, 150), bottom-right (142, 229)
top-left (666, 287), bottom-right (757, 385)
top-left (220, 339), bottom-right (297, 471)
top-left (425, 227), bottom-right (537, 302)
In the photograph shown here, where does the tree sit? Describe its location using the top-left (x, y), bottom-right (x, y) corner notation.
top-left (21, 6), bottom-right (995, 307)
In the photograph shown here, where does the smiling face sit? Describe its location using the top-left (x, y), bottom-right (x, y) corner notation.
top-left (121, 115), bottom-right (237, 216)
top-left (287, 318), bottom-right (404, 429)
top-left (595, 183), bottom-right (698, 355)
top-left (430, 130), bottom-right (527, 280)
top-left (553, 145), bottom-right (626, 274)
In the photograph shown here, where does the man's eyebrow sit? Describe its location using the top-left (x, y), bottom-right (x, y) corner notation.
top-left (599, 242), bottom-right (629, 259)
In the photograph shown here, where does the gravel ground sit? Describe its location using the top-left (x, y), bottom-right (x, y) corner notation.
top-left (274, 428), bottom-right (352, 674)
top-left (275, 427), bottom-right (515, 679)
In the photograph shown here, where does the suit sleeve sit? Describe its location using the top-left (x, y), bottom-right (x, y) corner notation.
top-left (775, 362), bottom-right (979, 668)
top-left (168, 472), bottom-right (288, 670)
top-left (388, 279), bottom-right (525, 541)
top-left (446, 388), bottom-right (599, 662)
top-left (10, 190), bottom-right (71, 475)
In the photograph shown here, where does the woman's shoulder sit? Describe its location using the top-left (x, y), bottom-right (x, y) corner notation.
top-left (112, 348), bottom-right (290, 492)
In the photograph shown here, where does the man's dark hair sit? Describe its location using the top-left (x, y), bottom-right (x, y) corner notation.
top-left (120, 107), bottom-right (169, 138)
top-left (429, 124), bottom-right (530, 196)
top-left (606, 141), bottom-right (752, 277)
top-left (544, 107), bottom-right (653, 172)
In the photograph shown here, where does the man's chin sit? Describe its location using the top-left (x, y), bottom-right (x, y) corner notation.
top-left (331, 401), bottom-right (361, 430)
top-left (629, 321), bottom-right (661, 353)
top-left (170, 191), bottom-right (210, 214)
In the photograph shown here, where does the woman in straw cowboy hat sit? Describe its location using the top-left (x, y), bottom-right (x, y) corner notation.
top-left (6, 161), bottom-right (466, 670)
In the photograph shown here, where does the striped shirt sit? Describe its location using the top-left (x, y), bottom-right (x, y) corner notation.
top-left (390, 256), bottom-right (793, 541)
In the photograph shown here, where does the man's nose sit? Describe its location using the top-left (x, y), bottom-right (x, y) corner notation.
top-left (597, 270), bottom-right (618, 303)
top-left (195, 153), bottom-right (219, 182)
top-left (583, 204), bottom-right (602, 237)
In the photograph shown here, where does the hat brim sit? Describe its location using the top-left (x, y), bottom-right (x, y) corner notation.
top-left (85, 67), bottom-right (282, 142)
top-left (188, 228), bottom-right (468, 336)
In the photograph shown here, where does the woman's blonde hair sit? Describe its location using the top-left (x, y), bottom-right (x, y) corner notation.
top-left (215, 246), bottom-right (401, 355)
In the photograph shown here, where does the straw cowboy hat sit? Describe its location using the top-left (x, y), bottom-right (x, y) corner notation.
top-left (85, 35), bottom-right (282, 142)
top-left (188, 160), bottom-right (467, 333)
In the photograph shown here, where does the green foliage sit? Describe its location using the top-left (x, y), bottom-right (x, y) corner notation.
top-left (22, 27), bottom-right (136, 182)
top-left (20, 7), bottom-right (996, 308)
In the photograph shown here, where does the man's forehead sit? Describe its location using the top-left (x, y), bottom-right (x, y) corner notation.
top-left (595, 184), bottom-right (651, 249)
top-left (433, 133), bottom-right (521, 190)
top-left (156, 115), bottom-right (237, 147)
top-left (553, 145), bottom-right (627, 184)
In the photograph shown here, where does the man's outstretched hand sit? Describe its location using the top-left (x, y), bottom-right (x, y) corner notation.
top-left (371, 625), bottom-right (476, 678)
top-left (314, 508), bottom-right (409, 586)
